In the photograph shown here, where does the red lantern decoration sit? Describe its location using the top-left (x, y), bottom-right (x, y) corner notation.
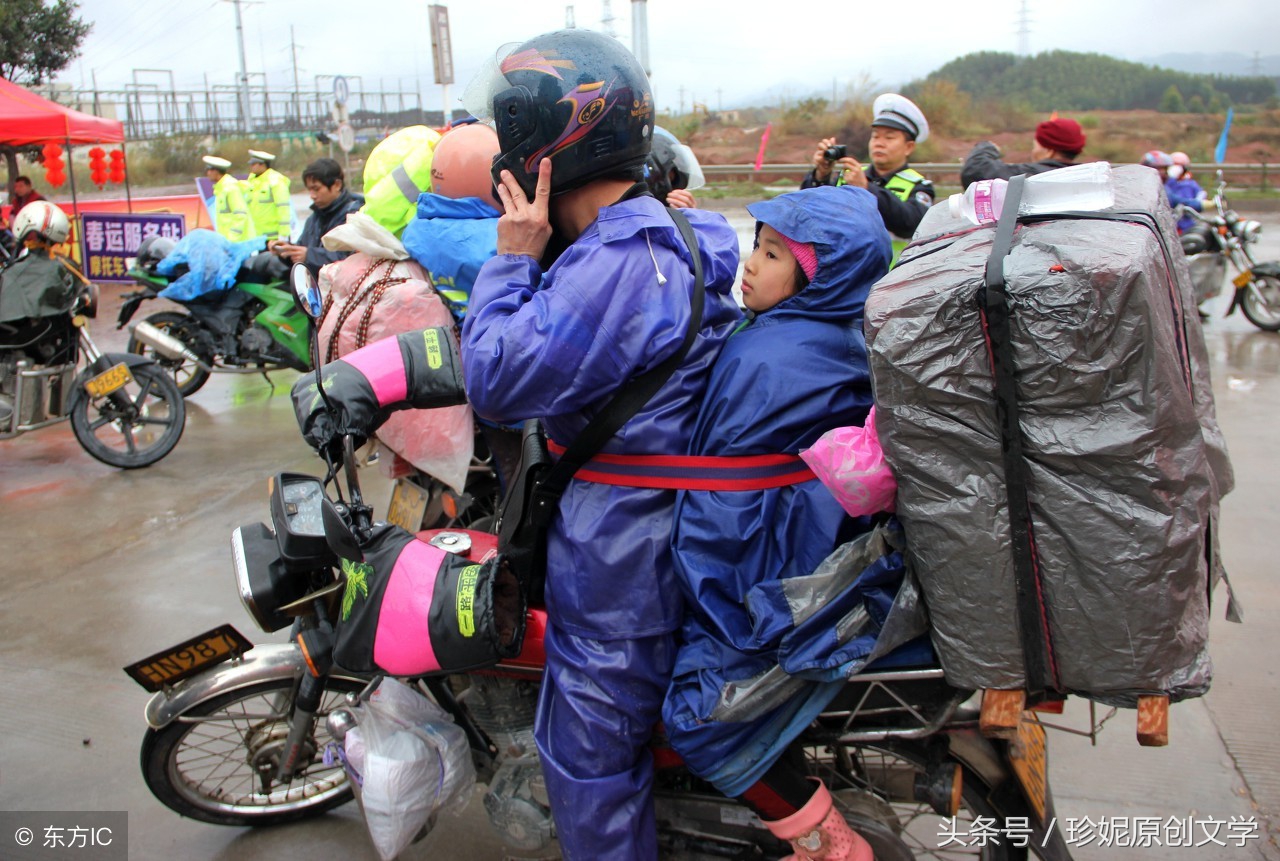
top-left (88, 146), bottom-right (108, 188)
top-left (108, 149), bottom-right (127, 184)
top-left (42, 142), bottom-right (66, 188)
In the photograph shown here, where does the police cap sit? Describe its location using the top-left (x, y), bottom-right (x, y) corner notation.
top-left (871, 94), bottom-right (929, 143)
top-left (247, 149), bottom-right (277, 164)
top-left (202, 155), bottom-right (233, 171)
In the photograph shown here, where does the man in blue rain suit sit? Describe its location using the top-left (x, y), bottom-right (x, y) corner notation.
top-left (459, 29), bottom-right (743, 860)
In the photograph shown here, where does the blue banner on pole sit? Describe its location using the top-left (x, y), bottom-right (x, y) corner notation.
top-left (79, 212), bottom-right (186, 283)
top-left (1214, 107), bottom-right (1234, 164)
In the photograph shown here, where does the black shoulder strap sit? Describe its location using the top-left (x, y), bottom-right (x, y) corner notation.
top-left (535, 206), bottom-right (706, 505)
top-left (980, 175), bottom-right (1059, 695)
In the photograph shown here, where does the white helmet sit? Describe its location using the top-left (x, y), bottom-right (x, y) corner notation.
top-left (13, 200), bottom-right (70, 244)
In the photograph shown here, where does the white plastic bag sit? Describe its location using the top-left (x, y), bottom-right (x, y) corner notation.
top-left (342, 678), bottom-right (475, 861)
top-left (322, 211), bottom-right (409, 260)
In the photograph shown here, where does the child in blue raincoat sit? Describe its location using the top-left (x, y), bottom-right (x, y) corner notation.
top-left (662, 185), bottom-right (893, 860)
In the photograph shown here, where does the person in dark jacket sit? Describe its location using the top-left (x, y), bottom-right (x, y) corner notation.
top-left (800, 94), bottom-right (933, 260)
top-left (960, 117), bottom-right (1087, 189)
top-left (271, 158), bottom-right (364, 275)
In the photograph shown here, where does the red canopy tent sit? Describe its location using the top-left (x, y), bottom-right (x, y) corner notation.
top-left (0, 76), bottom-right (123, 146)
top-left (0, 75), bottom-right (129, 216)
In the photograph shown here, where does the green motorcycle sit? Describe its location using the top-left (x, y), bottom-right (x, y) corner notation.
top-left (118, 245), bottom-right (311, 397)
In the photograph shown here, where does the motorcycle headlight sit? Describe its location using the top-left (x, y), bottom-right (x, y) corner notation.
top-left (1240, 220), bottom-right (1262, 244)
top-left (232, 523), bottom-right (307, 633)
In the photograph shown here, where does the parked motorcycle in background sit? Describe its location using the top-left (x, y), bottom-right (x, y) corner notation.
top-left (1, 254), bottom-right (185, 468)
top-left (1179, 173), bottom-right (1280, 330)
top-left (124, 267), bottom-right (1072, 861)
top-left (117, 236), bottom-right (312, 396)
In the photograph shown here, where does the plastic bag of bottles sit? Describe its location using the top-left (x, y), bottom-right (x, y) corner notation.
top-left (341, 677), bottom-right (475, 861)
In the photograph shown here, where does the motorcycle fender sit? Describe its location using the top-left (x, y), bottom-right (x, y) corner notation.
top-left (143, 643), bottom-right (365, 730)
top-left (946, 729), bottom-right (1073, 861)
top-left (66, 352), bottom-right (166, 410)
top-left (99, 351), bottom-right (162, 372)
top-left (1252, 261), bottom-right (1280, 279)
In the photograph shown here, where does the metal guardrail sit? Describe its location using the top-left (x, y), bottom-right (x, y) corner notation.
top-left (703, 162), bottom-right (1277, 191)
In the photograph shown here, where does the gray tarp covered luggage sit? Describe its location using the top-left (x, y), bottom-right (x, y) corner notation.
top-left (865, 166), bottom-right (1235, 707)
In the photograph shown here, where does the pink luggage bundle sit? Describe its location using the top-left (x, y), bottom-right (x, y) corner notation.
top-left (318, 254), bottom-right (473, 492)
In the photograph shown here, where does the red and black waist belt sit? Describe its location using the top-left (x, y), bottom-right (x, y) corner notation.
top-left (546, 439), bottom-right (815, 491)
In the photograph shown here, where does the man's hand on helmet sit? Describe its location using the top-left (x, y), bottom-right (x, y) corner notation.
top-left (665, 189), bottom-right (697, 209)
top-left (495, 159), bottom-right (553, 260)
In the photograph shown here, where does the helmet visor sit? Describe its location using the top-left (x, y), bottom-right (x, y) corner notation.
top-left (461, 43), bottom-right (520, 122)
top-left (670, 142), bottom-right (705, 192)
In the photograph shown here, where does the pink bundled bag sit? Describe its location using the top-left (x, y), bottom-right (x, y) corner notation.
top-left (318, 253), bottom-right (474, 492)
top-left (800, 406), bottom-right (897, 517)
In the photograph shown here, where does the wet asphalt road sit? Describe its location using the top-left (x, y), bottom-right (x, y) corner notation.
top-left (2, 204), bottom-right (1280, 861)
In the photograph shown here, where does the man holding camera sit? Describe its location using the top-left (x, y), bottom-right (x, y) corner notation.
top-left (801, 93), bottom-right (933, 260)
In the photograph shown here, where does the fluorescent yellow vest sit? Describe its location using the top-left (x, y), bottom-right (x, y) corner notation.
top-left (244, 167), bottom-right (293, 241)
top-left (214, 173), bottom-right (255, 242)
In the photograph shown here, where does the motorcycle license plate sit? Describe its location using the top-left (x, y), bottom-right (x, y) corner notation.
top-left (1008, 713), bottom-right (1048, 824)
top-left (123, 624), bottom-right (253, 693)
top-left (84, 362), bottom-right (133, 398)
top-left (387, 478), bottom-right (429, 532)
top-left (1234, 271), bottom-right (1254, 288)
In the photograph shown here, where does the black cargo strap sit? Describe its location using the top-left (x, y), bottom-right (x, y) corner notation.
top-left (979, 175), bottom-right (1060, 695)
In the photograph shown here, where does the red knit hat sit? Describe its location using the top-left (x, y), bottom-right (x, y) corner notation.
top-left (1035, 118), bottom-right (1086, 155)
top-left (780, 235), bottom-right (818, 281)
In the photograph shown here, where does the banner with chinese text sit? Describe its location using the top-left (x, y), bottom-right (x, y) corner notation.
top-left (79, 212), bottom-right (186, 283)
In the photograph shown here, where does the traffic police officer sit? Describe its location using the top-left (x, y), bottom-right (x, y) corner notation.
top-left (801, 93), bottom-right (934, 261)
top-left (202, 155), bottom-right (255, 242)
top-left (243, 149), bottom-right (294, 242)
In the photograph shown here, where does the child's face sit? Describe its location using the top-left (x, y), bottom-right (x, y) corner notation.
top-left (741, 224), bottom-right (800, 313)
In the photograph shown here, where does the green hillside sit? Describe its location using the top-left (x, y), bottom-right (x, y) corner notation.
top-left (908, 50), bottom-right (1276, 112)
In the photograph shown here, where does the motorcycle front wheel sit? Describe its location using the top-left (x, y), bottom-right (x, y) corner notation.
top-left (140, 676), bottom-right (367, 826)
top-left (1240, 275), bottom-right (1280, 332)
top-left (809, 741), bottom-right (1015, 861)
top-left (127, 311), bottom-right (213, 396)
top-left (69, 363), bottom-right (185, 468)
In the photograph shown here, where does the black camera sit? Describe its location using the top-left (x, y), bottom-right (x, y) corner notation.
top-left (824, 144), bottom-right (847, 161)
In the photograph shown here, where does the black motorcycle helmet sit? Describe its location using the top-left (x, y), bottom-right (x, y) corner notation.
top-left (136, 235), bottom-right (176, 273)
top-left (643, 126), bottom-right (704, 203)
top-left (463, 29), bottom-right (655, 201)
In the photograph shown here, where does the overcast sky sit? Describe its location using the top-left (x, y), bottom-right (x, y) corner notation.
top-left (63, 0), bottom-right (1279, 114)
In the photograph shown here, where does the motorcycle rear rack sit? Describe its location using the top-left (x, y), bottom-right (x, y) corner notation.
top-left (816, 667), bottom-right (977, 743)
top-left (819, 666), bottom-right (1122, 746)
top-left (0, 359), bottom-right (75, 438)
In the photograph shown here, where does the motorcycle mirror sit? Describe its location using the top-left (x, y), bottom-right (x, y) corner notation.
top-left (321, 495), bottom-right (364, 563)
top-left (291, 263), bottom-right (323, 320)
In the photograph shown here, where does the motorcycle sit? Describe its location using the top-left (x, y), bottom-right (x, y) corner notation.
top-left (125, 268), bottom-right (1072, 860)
top-left (117, 252), bottom-right (312, 397)
top-left (1178, 173), bottom-right (1280, 330)
top-left (1, 253), bottom-right (186, 469)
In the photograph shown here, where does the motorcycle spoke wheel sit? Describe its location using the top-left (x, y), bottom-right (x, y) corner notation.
top-left (70, 364), bottom-right (185, 468)
top-left (140, 677), bottom-right (366, 826)
top-left (1240, 276), bottom-right (1280, 332)
top-left (127, 312), bottom-right (212, 396)
top-left (807, 742), bottom-right (1014, 861)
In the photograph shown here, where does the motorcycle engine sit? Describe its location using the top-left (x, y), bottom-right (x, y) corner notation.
top-left (462, 675), bottom-right (554, 852)
top-left (238, 324), bottom-right (281, 360)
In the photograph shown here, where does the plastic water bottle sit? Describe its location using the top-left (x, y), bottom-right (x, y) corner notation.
top-left (948, 162), bottom-right (1116, 225)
